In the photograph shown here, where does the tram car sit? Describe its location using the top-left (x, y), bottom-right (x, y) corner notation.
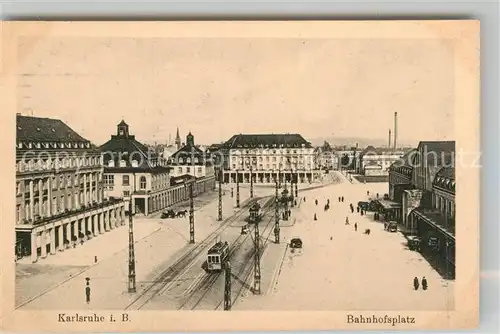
top-left (204, 241), bottom-right (230, 272)
top-left (247, 202), bottom-right (263, 224)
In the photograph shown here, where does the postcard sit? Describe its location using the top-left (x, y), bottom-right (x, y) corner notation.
top-left (0, 20), bottom-right (479, 331)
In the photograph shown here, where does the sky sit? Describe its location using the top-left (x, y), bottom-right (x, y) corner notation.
top-left (17, 36), bottom-right (454, 146)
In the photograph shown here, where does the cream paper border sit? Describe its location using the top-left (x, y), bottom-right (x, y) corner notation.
top-left (0, 20), bottom-right (480, 331)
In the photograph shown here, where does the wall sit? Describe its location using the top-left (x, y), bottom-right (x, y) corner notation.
top-left (402, 189), bottom-right (423, 228)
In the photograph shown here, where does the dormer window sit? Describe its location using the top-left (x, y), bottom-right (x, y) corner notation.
top-left (186, 158), bottom-right (191, 164)
top-left (131, 160), bottom-right (139, 167)
top-left (17, 142), bottom-right (22, 148)
top-left (179, 158), bottom-right (184, 164)
top-left (108, 160), bottom-right (115, 167)
top-left (28, 143), bottom-right (32, 148)
top-left (119, 160), bottom-right (126, 167)
top-left (59, 143), bottom-right (64, 148)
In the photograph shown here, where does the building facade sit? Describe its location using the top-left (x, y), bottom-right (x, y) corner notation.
top-left (219, 134), bottom-right (319, 184)
top-left (386, 140), bottom-right (456, 277)
top-left (15, 115), bottom-right (126, 263)
top-left (167, 132), bottom-right (215, 179)
top-left (100, 120), bottom-right (180, 216)
top-left (357, 146), bottom-right (405, 177)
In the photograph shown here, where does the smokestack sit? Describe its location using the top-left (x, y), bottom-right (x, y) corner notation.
top-left (388, 129), bottom-right (392, 149)
top-left (393, 112), bottom-right (398, 150)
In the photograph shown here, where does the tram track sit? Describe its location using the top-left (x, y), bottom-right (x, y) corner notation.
top-left (179, 197), bottom-right (276, 310)
top-left (124, 196), bottom-right (261, 310)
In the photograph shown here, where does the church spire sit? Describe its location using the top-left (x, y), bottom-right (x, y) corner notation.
top-left (175, 127), bottom-right (181, 150)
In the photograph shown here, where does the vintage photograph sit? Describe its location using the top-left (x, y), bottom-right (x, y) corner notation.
top-left (1, 21), bottom-right (479, 331)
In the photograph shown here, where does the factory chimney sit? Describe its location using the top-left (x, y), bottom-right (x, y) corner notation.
top-left (388, 129), bottom-right (392, 149)
top-left (393, 112), bottom-right (398, 151)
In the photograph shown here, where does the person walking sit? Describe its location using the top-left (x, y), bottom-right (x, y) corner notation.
top-left (367, 190), bottom-right (370, 196)
top-left (354, 223), bottom-right (358, 231)
top-left (357, 206), bottom-right (360, 213)
top-left (85, 285), bottom-right (91, 304)
top-left (422, 277), bottom-right (428, 290)
top-left (341, 196), bottom-right (344, 202)
top-left (94, 256), bottom-right (98, 263)
top-left (413, 277), bottom-right (420, 291)
top-left (314, 213), bottom-right (317, 221)
top-left (345, 216), bottom-right (349, 225)
top-left (315, 199), bottom-right (318, 205)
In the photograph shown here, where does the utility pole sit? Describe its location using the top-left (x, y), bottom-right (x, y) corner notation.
top-left (290, 170), bottom-right (295, 208)
top-left (295, 171), bottom-right (298, 198)
top-left (274, 180), bottom-right (280, 244)
top-left (127, 199), bottom-right (136, 293)
top-left (250, 165), bottom-right (254, 198)
top-left (188, 181), bottom-right (195, 244)
top-left (218, 169), bottom-right (223, 221)
top-left (253, 215), bottom-right (261, 295)
top-left (223, 261), bottom-right (232, 310)
top-left (236, 170), bottom-right (240, 208)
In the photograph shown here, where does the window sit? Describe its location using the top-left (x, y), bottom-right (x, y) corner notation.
top-left (186, 167), bottom-right (191, 173)
top-left (131, 160), bottom-right (139, 167)
top-left (197, 167), bottom-right (202, 173)
top-left (122, 175), bottom-right (130, 186)
top-left (119, 160), bottom-right (126, 168)
top-left (123, 191), bottom-right (130, 196)
top-left (108, 160), bottom-right (115, 167)
top-left (140, 176), bottom-right (146, 189)
top-left (178, 167), bottom-right (182, 174)
top-left (104, 175), bottom-right (114, 185)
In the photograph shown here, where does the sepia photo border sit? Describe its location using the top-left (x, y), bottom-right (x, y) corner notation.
top-left (0, 20), bottom-right (480, 331)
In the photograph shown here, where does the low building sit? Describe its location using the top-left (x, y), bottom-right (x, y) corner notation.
top-left (15, 115), bottom-right (126, 263)
top-left (167, 132), bottom-right (215, 179)
top-left (388, 148), bottom-right (417, 201)
top-left (219, 133), bottom-right (320, 184)
top-left (357, 146), bottom-right (405, 177)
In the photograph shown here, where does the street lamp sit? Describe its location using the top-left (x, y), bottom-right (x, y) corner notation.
top-left (281, 187), bottom-right (289, 221)
top-left (127, 199), bottom-right (136, 293)
top-left (184, 179), bottom-right (195, 244)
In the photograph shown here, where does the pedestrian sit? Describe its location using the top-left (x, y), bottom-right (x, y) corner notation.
top-left (357, 206), bottom-right (360, 213)
top-left (341, 196), bottom-right (344, 202)
top-left (304, 197), bottom-right (306, 202)
top-left (422, 277), bottom-right (428, 290)
top-left (367, 190), bottom-right (370, 196)
top-left (354, 223), bottom-right (357, 231)
top-left (338, 196), bottom-right (341, 202)
top-left (314, 213), bottom-right (317, 221)
top-left (345, 216), bottom-right (349, 225)
top-left (376, 193), bottom-right (379, 198)
top-left (351, 207), bottom-right (354, 214)
top-left (85, 285), bottom-right (91, 304)
top-left (413, 277), bottom-right (419, 291)
top-left (330, 236), bottom-right (333, 241)
top-left (361, 210), bottom-right (364, 216)
top-left (315, 199), bottom-right (318, 205)
top-left (94, 256), bottom-right (98, 263)
top-left (288, 209), bottom-right (291, 217)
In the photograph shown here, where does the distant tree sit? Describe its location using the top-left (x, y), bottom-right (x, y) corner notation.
top-left (340, 154), bottom-right (350, 168)
top-left (322, 141), bottom-right (332, 151)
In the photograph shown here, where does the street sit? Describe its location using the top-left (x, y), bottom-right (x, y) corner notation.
top-left (235, 172), bottom-right (455, 310)
top-left (16, 172), bottom-right (453, 311)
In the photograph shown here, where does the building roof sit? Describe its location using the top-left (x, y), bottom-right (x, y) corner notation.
top-left (17, 115), bottom-right (88, 143)
top-left (417, 141), bottom-right (455, 166)
top-left (433, 166), bottom-right (455, 193)
top-left (222, 134), bottom-right (313, 149)
top-left (99, 121), bottom-right (165, 170)
top-left (168, 132), bottom-right (212, 166)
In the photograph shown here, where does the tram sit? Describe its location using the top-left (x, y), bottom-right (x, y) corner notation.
top-left (247, 202), bottom-right (263, 224)
top-left (204, 241), bottom-right (230, 272)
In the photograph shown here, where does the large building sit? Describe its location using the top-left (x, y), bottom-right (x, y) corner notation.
top-left (386, 140), bottom-right (456, 277)
top-left (15, 115), bottom-right (126, 263)
top-left (100, 122), bottom-right (216, 216)
top-left (357, 146), bottom-right (406, 177)
top-left (218, 133), bottom-right (319, 184)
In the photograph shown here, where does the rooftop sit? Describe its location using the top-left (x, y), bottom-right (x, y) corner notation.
top-left (222, 133), bottom-right (313, 149)
top-left (17, 115), bottom-right (88, 143)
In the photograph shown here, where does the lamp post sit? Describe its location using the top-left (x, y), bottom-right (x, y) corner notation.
top-left (274, 180), bottom-right (280, 244)
top-left (281, 187), bottom-right (289, 221)
top-left (185, 180), bottom-right (195, 244)
top-left (250, 164), bottom-right (254, 198)
top-left (218, 169), bottom-right (223, 221)
top-left (236, 170), bottom-right (240, 208)
top-left (127, 199), bottom-right (136, 293)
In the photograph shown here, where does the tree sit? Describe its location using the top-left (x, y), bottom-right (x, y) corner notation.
top-left (322, 141), bottom-right (332, 151)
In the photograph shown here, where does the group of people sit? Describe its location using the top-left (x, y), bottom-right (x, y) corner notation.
top-left (413, 276), bottom-right (428, 291)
